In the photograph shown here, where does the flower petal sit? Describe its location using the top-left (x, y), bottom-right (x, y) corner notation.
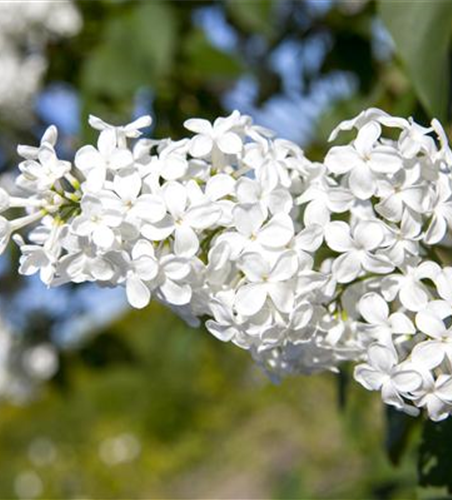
top-left (325, 221), bottom-right (354, 252)
top-left (359, 292), bottom-right (389, 325)
top-left (234, 283), bottom-right (267, 316)
top-left (126, 276), bottom-right (151, 309)
top-left (257, 214), bottom-right (294, 248)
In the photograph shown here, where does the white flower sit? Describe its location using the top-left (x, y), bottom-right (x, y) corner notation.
top-left (89, 114), bottom-right (152, 143)
top-left (206, 292), bottom-right (239, 343)
top-left (381, 259), bottom-right (440, 312)
top-left (142, 181), bottom-right (221, 256)
top-left (359, 292), bottom-right (415, 344)
top-left (325, 220), bottom-right (393, 283)
top-left (412, 302), bottom-right (452, 369)
top-left (236, 176), bottom-right (293, 216)
top-left (412, 372), bottom-right (452, 421)
top-left (218, 203), bottom-right (294, 258)
top-left (328, 108), bottom-right (408, 142)
top-left (75, 129), bottom-right (134, 192)
top-left (234, 250), bottom-right (298, 316)
top-left (150, 139), bottom-right (190, 181)
top-left (354, 343), bottom-right (422, 414)
top-left (72, 196), bottom-right (122, 249)
top-left (375, 171), bottom-right (425, 223)
top-left (17, 143), bottom-right (71, 193)
top-left (101, 170), bottom-right (166, 225)
top-left (380, 211), bottom-right (421, 266)
top-left (325, 122), bottom-right (403, 200)
top-left (424, 174), bottom-right (452, 244)
top-left (157, 255), bottom-right (192, 306)
top-left (123, 240), bottom-right (159, 309)
top-left (4, 107), bottom-right (452, 421)
top-left (184, 110), bottom-right (243, 158)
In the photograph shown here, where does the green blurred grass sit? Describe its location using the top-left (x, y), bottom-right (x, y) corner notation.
top-left (0, 303), bottom-right (418, 498)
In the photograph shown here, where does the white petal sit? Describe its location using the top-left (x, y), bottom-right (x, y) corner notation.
top-left (375, 194), bottom-right (403, 222)
top-left (436, 375), bottom-right (452, 402)
top-left (368, 343), bottom-right (397, 373)
top-left (109, 149), bottom-right (134, 170)
top-left (97, 129), bottom-right (116, 155)
top-left (184, 203), bottom-right (221, 230)
top-left (132, 194), bottom-right (166, 223)
top-left (205, 320), bottom-right (236, 342)
top-left (126, 276), bottom-right (151, 309)
top-left (416, 261), bottom-right (441, 280)
top-left (267, 188), bottom-right (293, 214)
top-left (163, 181), bottom-right (187, 218)
top-left (324, 221), bottom-right (354, 252)
top-left (354, 221), bottom-right (384, 250)
top-left (189, 135), bottom-right (213, 157)
top-left (141, 215), bottom-right (174, 241)
top-left (257, 214), bottom-right (294, 248)
top-left (415, 310), bottom-right (446, 338)
top-left (125, 115), bottom-right (152, 132)
top-left (134, 256), bottom-right (159, 281)
top-left (426, 395), bottom-right (450, 422)
top-left (354, 365), bottom-right (385, 391)
top-left (294, 225), bottom-right (323, 252)
top-left (267, 282), bottom-right (294, 313)
top-left (234, 283), bottom-right (267, 316)
top-left (391, 370), bottom-right (423, 393)
top-left (424, 215), bottom-right (447, 245)
top-left (399, 283), bottom-right (429, 312)
top-left (162, 258), bottom-right (191, 281)
top-left (132, 239), bottom-right (155, 260)
top-left (435, 268), bottom-right (452, 302)
top-left (206, 174), bottom-right (236, 201)
top-left (233, 203), bottom-right (266, 237)
top-left (304, 200), bottom-right (330, 226)
top-left (160, 279), bottom-right (191, 305)
top-left (161, 155), bottom-right (188, 181)
top-left (324, 145), bottom-right (362, 175)
top-left (332, 252), bottom-right (362, 283)
top-left (90, 258), bottom-right (115, 281)
top-left (92, 225), bottom-right (115, 248)
top-left (74, 145), bottom-right (103, 172)
top-left (235, 177), bottom-right (259, 204)
top-left (359, 292), bottom-right (389, 325)
top-left (174, 225), bottom-right (199, 256)
top-left (114, 171), bottom-right (141, 201)
top-left (361, 253), bottom-right (394, 274)
top-left (412, 341), bottom-right (445, 369)
top-left (354, 121), bottom-right (381, 156)
top-left (85, 167), bottom-right (106, 192)
top-left (238, 253), bottom-right (269, 282)
top-left (381, 382), bottom-right (405, 410)
top-left (269, 251), bottom-right (298, 281)
top-left (368, 146), bottom-right (402, 174)
top-left (216, 132), bottom-right (242, 155)
top-left (184, 118), bottom-right (212, 134)
top-left (348, 164), bottom-right (375, 200)
top-left (327, 188), bottom-right (354, 212)
top-left (389, 313), bottom-right (415, 335)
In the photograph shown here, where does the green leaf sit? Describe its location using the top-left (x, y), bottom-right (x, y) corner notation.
top-left (379, 1), bottom-right (452, 121)
top-left (81, 2), bottom-right (177, 99)
top-left (385, 406), bottom-right (418, 466)
top-left (184, 30), bottom-right (243, 78)
top-left (227, 0), bottom-right (275, 38)
top-left (418, 419), bottom-right (452, 492)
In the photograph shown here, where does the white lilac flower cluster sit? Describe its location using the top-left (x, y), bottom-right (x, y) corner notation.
top-left (0, 0), bottom-right (81, 119)
top-left (3, 107), bottom-right (452, 421)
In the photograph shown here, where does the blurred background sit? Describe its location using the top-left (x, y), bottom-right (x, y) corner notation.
top-left (0, 0), bottom-right (450, 498)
